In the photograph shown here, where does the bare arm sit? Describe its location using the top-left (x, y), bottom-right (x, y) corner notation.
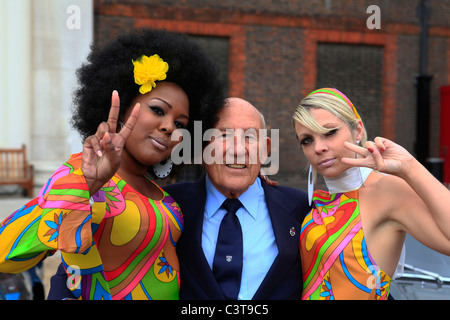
top-left (343, 137), bottom-right (450, 250)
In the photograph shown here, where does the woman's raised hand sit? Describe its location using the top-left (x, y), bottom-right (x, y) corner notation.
top-left (342, 137), bottom-right (416, 178)
top-left (81, 91), bottom-right (140, 196)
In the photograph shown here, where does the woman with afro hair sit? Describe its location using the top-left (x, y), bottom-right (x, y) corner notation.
top-left (0, 28), bottom-right (226, 300)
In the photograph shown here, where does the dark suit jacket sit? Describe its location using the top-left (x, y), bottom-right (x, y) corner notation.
top-left (47, 175), bottom-right (309, 300)
top-left (165, 175), bottom-right (310, 300)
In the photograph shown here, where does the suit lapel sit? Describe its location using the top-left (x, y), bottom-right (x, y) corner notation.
top-left (253, 181), bottom-right (302, 299)
top-left (176, 175), bottom-right (224, 299)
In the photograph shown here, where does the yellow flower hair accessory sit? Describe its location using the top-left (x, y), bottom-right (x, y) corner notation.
top-left (132, 54), bottom-right (169, 94)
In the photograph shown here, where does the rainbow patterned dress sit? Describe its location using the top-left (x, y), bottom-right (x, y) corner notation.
top-left (300, 189), bottom-right (391, 300)
top-left (0, 153), bottom-right (183, 300)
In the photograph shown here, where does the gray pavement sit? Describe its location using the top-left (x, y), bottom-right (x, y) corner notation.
top-left (0, 196), bottom-right (31, 221)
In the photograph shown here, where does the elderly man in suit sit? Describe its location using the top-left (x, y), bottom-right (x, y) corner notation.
top-left (166, 97), bottom-right (309, 300)
top-left (48, 97), bottom-right (310, 300)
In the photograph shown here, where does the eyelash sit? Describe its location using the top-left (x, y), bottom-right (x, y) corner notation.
top-left (299, 129), bottom-right (338, 146)
top-left (326, 129), bottom-right (338, 136)
top-left (150, 106), bottom-right (186, 129)
top-left (299, 137), bottom-right (313, 146)
top-left (150, 106), bottom-right (164, 115)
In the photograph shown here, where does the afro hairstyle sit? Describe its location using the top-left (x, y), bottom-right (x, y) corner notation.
top-left (71, 28), bottom-right (226, 141)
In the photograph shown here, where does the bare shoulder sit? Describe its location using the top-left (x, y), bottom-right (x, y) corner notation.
top-left (364, 170), bottom-right (426, 230)
top-left (368, 171), bottom-right (413, 198)
top-left (360, 171), bottom-right (413, 224)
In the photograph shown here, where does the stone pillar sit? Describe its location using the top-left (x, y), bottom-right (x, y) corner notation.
top-left (31, 0), bottom-right (93, 190)
top-left (0, 0), bottom-right (32, 149)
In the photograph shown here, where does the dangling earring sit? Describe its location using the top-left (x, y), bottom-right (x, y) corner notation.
top-left (153, 157), bottom-right (173, 178)
top-left (308, 164), bottom-right (314, 206)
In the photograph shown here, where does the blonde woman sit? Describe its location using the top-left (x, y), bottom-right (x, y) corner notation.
top-left (293, 88), bottom-right (450, 300)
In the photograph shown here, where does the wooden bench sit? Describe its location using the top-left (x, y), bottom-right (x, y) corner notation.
top-left (0, 144), bottom-right (34, 197)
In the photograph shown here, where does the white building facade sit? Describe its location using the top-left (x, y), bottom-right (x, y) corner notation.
top-left (0, 0), bottom-right (93, 191)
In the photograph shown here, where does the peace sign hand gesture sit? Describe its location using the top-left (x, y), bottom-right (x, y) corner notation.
top-left (81, 91), bottom-right (140, 196)
top-left (342, 137), bottom-right (416, 178)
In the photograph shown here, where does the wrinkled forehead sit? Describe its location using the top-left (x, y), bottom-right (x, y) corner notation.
top-left (216, 100), bottom-right (265, 130)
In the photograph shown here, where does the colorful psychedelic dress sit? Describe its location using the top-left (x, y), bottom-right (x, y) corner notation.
top-left (0, 153), bottom-right (183, 300)
top-left (300, 168), bottom-right (391, 300)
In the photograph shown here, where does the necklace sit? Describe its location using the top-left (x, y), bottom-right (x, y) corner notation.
top-left (324, 167), bottom-right (373, 194)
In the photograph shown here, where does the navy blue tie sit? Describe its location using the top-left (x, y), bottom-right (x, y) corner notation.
top-left (212, 198), bottom-right (243, 300)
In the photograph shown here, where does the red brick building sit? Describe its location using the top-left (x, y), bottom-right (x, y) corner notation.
top-left (92, 0), bottom-right (450, 188)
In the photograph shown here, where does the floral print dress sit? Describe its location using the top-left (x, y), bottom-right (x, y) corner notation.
top-left (0, 153), bottom-right (183, 300)
top-left (300, 189), bottom-right (390, 300)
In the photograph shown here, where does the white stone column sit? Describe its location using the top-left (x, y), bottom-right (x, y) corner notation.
top-left (31, 0), bottom-right (93, 189)
top-left (0, 0), bottom-right (32, 149)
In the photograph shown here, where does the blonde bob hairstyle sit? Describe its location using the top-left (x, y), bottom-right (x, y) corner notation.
top-left (293, 92), bottom-right (367, 144)
top-left (292, 91), bottom-right (368, 181)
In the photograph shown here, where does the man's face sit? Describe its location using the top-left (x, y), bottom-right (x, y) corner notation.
top-left (204, 98), bottom-right (270, 198)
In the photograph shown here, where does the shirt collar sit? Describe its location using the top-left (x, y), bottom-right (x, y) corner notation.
top-left (205, 174), bottom-right (262, 220)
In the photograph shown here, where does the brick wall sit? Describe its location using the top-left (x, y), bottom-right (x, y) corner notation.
top-left (93, 0), bottom-right (450, 189)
